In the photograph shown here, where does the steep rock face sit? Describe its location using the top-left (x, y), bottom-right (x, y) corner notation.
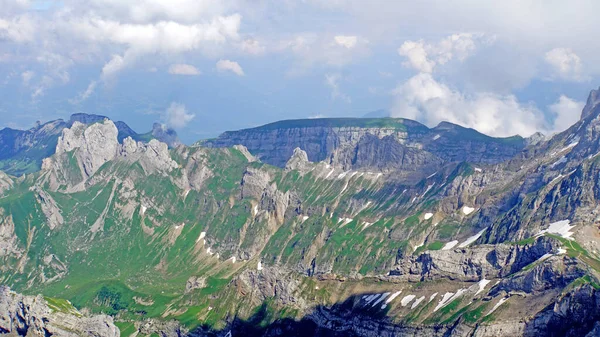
top-left (202, 118), bottom-right (526, 175)
top-left (42, 121), bottom-right (178, 191)
top-left (581, 87), bottom-right (600, 120)
top-left (0, 172), bottom-right (13, 196)
top-left (233, 266), bottom-right (307, 310)
top-left (525, 284), bottom-right (600, 336)
top-left (55, 120), bottom-right (119, 180)
top-left (69, 113), bottom-right (137, 141)
top-left (392, 237), bottom-right (558, 282)
top-left (120, 137), bottom-right (178, 174)
top-left (0, 113), bottom-right (179, 176)
top-left (285, 147), bottom-right (311, 172)
top-left (0, 209), bottom-right (22, 261)
top-left (0, 286), bottom-right (119, 337)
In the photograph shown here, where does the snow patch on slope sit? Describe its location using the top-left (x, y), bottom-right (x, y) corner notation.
top-left (442, 240), bottom-right (459, 250)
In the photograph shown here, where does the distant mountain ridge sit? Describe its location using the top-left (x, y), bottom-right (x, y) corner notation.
top-left (201, 117), bottom-right (528, 181)
top-left (0, 113), bottom-right (180, 176)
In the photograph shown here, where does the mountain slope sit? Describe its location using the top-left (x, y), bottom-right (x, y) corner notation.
top-left (0, 114), bottom-right (180, 176)
top-left (2, 90), bottom-right (600, 336)
top-left (201, 117), bottom-right (526, 182)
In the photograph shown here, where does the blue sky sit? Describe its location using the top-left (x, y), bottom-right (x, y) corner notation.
top-left (0, 0), bottom-right (597, 143)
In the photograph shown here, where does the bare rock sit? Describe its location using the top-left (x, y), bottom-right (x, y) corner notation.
top-left (185, 276), bottom-right (207, 293)
top-left (0, 286), bottom-right (119, 337)
top-left (285, 147), bottom-right (311, 172)
top-left (120, 137), bottom-right (178, 174)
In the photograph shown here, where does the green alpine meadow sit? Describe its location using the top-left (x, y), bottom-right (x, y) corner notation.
top-left (4, 88), bottom-right (600, 335)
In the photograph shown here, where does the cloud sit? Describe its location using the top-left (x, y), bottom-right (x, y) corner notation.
top-left (216, 59), bottom-right (244, 76)
top-left (101, 54), bottom-right (127, 80)
top-left (548, 95), bottom-right (584, 132)
top-left (391, 73), bottom-right (545, 137)
top-left (164, 102), bottom-right (195, 128)
top-left (240, 39), bottom-right (265, 55)
top-left (325, 73), bottom-right (351, 103)
top-left (398, 40), bottom-right (435, 73)
top-left (168, 63), bottom-right (201, 75)
top-left (82, 0), bottom-right (233, 24)
top-left (59, 13), bottom-right (243, 80)
top-left (21, 70), bottom-right (34, 85)
top-left (334, 35), bottom-right (357, 49)
top-left (280, 33), bottom-right (370, 73)
top-left (0, 15), bottom-right (36, 42)
top-left (544, 48), bottom-right (588, 82)
top-left (69, 81), bottom-right (97, 104)
top-left (398, 33), bottom-right (483, 73)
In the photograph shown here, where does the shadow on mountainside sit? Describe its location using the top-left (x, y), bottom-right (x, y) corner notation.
top-left (185, 287), bottom-right (600, 337)
top-left (186, 295), bottom-right (451, 337)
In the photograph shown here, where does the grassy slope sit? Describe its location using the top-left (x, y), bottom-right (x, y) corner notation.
top-left (1, 143), bottom-right (597, 334)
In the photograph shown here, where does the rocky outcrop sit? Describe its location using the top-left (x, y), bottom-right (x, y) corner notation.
top-left (0, 113), bottom-right (178, 177)
top-left (137, 319), bottom-right (186, 337)
top-left (285, 147), bottom-right (311, 172)
top-left (581, 87), bottom-right (600, 120)
top-left (185, 276), bottom-right (207, 293)
top-left (120, 137), bottom-right (178, 174)
top-left (42, 121), bottom-right (179, 190)
top-left (55, 120), bottom-right (119, 180)
top-left (392, 237), bottom-right (559, 282)
top-left (0, 208), bottom-right (22, 261)
top-left (202, 118), bottom-right (526, 176)
top-left (233, 266), bottom-right (307, 310)
top-left (35, 188), bottom-right (64, 230)
top-left (0, 286), bottom-right (119, 337)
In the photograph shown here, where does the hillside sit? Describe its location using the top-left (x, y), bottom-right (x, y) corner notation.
top-left (0, 114), bottom-right (180, 176)
top-left (201, 117), bottom-right (527, 182)
top-left (2, 89), bottom-right (600, 336)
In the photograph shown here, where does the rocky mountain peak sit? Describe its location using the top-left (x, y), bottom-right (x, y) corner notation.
top-left (581, 87), bottom-right (600, 120)
top-left (285, 147), bottom-right (310, 171)
top-left (55, 119), bottom-right (119, 180)
top-left (69, 112), bottom-right (108, 125)
top-left (152, 123), bottom-right (181, 148)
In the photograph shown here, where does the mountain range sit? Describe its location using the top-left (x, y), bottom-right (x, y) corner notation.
top-left (2, 88), bottom-right (600, 336)
top-left (0, 113), bottom-right (181, 177)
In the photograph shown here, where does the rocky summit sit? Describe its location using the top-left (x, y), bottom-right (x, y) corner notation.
top-left (3, 89), bottom-right (600, 336)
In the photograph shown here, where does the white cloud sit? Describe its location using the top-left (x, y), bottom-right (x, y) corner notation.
top-left (240, 39), bottom-right (265, 55)
top-left (168, 63), bottom-right (201, 75)
top-left (21, 70), bottom-right (34, 85)
top-left (278, 33), bottom-right (369, 73)
top-left (216, 59), bottom-right (244, 76)
top-left (57, 13), bottom-right (243, 80)
top-left (398, 40), bottom-right (435, 73)
top-left (391, 73), bottom-right (545, 137)
top-left (334, 35), bottom-right (357, 49)
top-left (164, 102), bottom-right (195, 128)
top-left (0, 15), bottom-right (36, 42)
top-left (544, 48), bottom-right (588, 82)
top-left (398, 33), bottom-right (482, 73)
top-left (69, 80), bottom-right (97, 104)
top-left (101, 54), bottom-right (127, 80)
top-left (548, 95), bottom-right (584, 132)
top-left (83, 0), bottom-right (233, 24)
top-left (325, 73), bottom-right (351, 103)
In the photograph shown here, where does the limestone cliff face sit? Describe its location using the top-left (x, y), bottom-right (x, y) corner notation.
top-left (0, 113), bottom-right (179, 177)
top-left (42, 120), bottom-right (178, 191)
top-left (55, 120), bottom-right (120, 180)
top-left (0, 286), bottom-right (119, 337)
top-left (202, 118), bottom-right (526, 177)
